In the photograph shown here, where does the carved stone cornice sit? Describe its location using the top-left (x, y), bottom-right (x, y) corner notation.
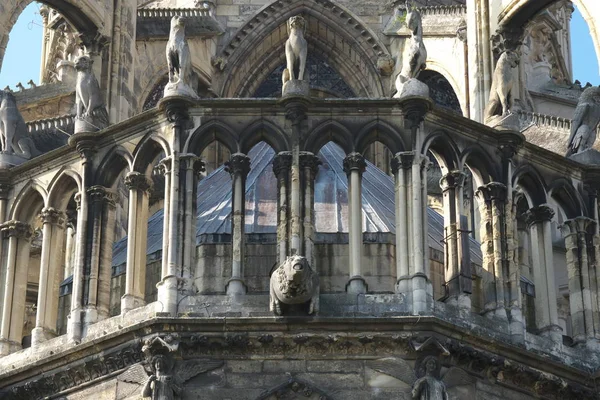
top-left (225, 153), bottom-right (251, 178)
top-left (273, 152), bottom-right (292, 178)
top-left (439, 171), bottom-right (467, 192)
top-left (300, 152), bottom-right (321, 177)
top-left (39, 207), bottom-right (65, 226)
top-left (391, 152), bottom-right (414, 174)
top-left (87, 185), bottom-right (116, 206)
top-left (124, 172), bottom-right (153, 193)
top-left (523, 204), bottom-right (555, 227)
top-left (180, 153), bottom-right (205, 176)
top-left (1, 220), bottom-right (33, 240)
top-left (475, 182), bottom-right (508, 204)
top-left (343, 152), bottom-right (366, 175)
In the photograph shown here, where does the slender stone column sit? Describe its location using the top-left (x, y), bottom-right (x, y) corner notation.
top-left (154, 158), bottom-right (172, 281)
top-left (412, 154), bottom-right (431, 313)
top-left (475, 182), bottom-right (509, 320)
top-left (225, 153), bottom-right (251, 295)
top-left (301, 152), bottom-right (321, 269)
top-left (32, 208), bottom-right (65, 347)
top-left (561, 217), bottom-right (596, 345)
top-left (83, 186), bottom-right (117, 330)
top-left (273, 152), bottom-right (292, 265)
top-left (122, 173), bottom-right (153, 313)
top-left (392, 152), bottom-right (414, 294)
top-left (440, 171), bottom-right (470, 308)
top-left (64, 211), bottom-right (77, 279)
top-left (0, 221), bottom-right (33, 355)
top-left (343, 152), bottom-right (367, 293)
top-left (179, 154), bottom-right (204, 294)
top-left (524, 205), bottom-right (562, 343)
top-left (0, 184), bottom-right (11, 330)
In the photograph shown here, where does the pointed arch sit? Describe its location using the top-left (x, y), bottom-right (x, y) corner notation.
top-left (184, 119), bottom-right (240, 156)
top-left (355, 120), bottom-right (406, 155)
top-left (94, 146), bottom-right (133, 188)
top-left (548, 178), bottom-right (586, 219)
top-left (461, 145), bottom-right (499, 187)
top-left (512, 164), bottom-right (548, 206)
top-left (132, 132), bottom-right (171, 175)
top-left (216, 0), bottom-right (391, 98)
top-left (422, 130), bottom-right (461, 172)
top-left (240, 119), bottom-right (290, 154)
top-left (10, 181), bottom-right (48, 223)
top-left (304, 120), bottom-right (353, 155)
top-left (47, 168), bottom-right (82, 210)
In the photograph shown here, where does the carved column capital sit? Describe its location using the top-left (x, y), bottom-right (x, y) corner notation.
top-left (391, 152), bottom-right (414, 174)
top-left (225, 153), bottom-right (251, 178)
top-left (180, 153), bottom-right (205, 176)
top-left (523, 204), bottom-right (555, 227)
top-left (153, 157), bottom-right (172, 177)
top-left (39, 207), bottom-right (65, 226)
top-left (439, 171), bottom-right (467, 192)
top-left (124, 172), bottom-right (153, 193)
top-left (1, 220), bottom-right (33, 240)
top-left (560, 217), bottom-right (595, 237)
top-left (68, 132), bottom-right (98, 160)
top-left (475, 182), bottom-right (508, 203)
top-left (343, 152), bottom-right (366, 175)
top-left (0, 183), bottom-right (11, 199)
top-left (87, 185), bottom-right (116, 206)
top-left (497, 131), bottom-right (525, 159)
top-left (273, 152), bottom-right (292, 178)
top-left (161, 97), bottom-right (193, 126)
top-left (300, 152), bottom-right (321, 177)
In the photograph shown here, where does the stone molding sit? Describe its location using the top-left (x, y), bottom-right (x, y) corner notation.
top-left (39, 207), bottom-right (65, 226)
top-left (523, 204), bottom-right (555, 226)
top-left (124, 171), bottom-right (153, 193)
top-left (0, 220), bottom-right (33, 240)
top-left (272, 151), bottom-right (292, 178)
top-left (225, 153), bottom-right (251, 178)
top-left (343, 152), bottom-right (366, 175)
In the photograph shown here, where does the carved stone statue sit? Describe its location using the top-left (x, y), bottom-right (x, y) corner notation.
top-left (0, 90), bottom-right (39, 162)
top-left (74, 55), bottom-right (109, 133)
top-left (366, 356), bottom-right (474, 400)
top-left (165, 16), bottom-right (198, 99)
top-left (566, 86), bottom-right (600, 157)
top-left (484, 50), bottom-right (519, 125)
top-left (118, 335), bottom-right (223, 400)
top-left (282, 16), bottom-right (309, 96)
top-left (270, 255), bottom-right (319, 315)
top-left (394, 2), bottom-right (428, 98)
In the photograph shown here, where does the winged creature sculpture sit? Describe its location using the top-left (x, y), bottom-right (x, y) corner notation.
top-left (367, 356), bottom-right (474, 400)
top-left (566, 86), bottom-right (600, 157)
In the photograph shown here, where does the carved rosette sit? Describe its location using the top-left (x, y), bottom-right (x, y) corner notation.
top-left (523, 204), bottom-right (555, 227)
top-left (39, 207), bottom-right (65, 226)
top-left (124, 172), bottom-right (153, 193)
top-left (300, 152), bottom-right (321, 177)
top-left (1, 220), bottom-right (33, 240)
top-left (225, 153), bottom-right (251, 178)
top-left (391, 152), bottom-right (414, 174)
top-left (87, 185), bottom-right (116, 207)
top-left (342, 152), bottom-right (366, 175)
top-left (439, 170), bottom-right (467, 192)
top-left (273, 152), bottom-right (292, 178)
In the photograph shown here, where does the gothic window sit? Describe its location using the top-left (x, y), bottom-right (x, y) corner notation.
top-left (419, 70), bottom-right (462, 115)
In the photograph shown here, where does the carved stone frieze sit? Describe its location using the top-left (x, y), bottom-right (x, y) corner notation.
top-left (258, 378), bottom-right (332, 400)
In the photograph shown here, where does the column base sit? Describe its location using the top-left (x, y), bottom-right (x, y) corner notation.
top-left (538, 324), bottom-right (563, 344)
top-left (411, 273), bottom-right (432, 314)
top-left (226, 278), bottom-right (247, 295)
top-left (0, 338), bottom-right (22, 356)
top-left (156, 275), bottom-right (179, 315)
top-left (395, 275), bottom-right (411, 294)
top-left (31, 327), bottom-right (57, 347)
top-left (67, 308), bottom-right (83, 343)
top-left (121, 294), bottom-right (146, 314)
top-left (482, 303), bottom-right (509, 321)
top-left (346, 276), bottom-right (368, 294)
top-left (508, 306), bottom-right (525, 344)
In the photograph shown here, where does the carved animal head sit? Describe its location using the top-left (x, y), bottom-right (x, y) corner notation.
top-left (580, 86), bottom-right (600, 104)
top-left (74, 56), bottom-right (93, 72)
top-left (287, 15), bottom-right (306, 33)
top-left (502, 50), bottom-right (520, 68)
top-left (282, 255), bottom-right (310, 283)
top-left (171, 15), bottom-right (186, 30)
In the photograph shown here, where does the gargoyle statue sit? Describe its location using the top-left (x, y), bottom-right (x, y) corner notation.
top-left (165, 16), bottom-right (198, 98)
top-left (394, 1), bottom-right (427, 97)
top-left (74, 55), bottom-right (109, 131)
top-left (283, 15), bottom-right (308, 84)
top-left (0, 89), bottom-right (39, 159)
top-left (367, 356), bottom-right (474, 400)
top-left (270, 255), bottom-right (319, 315)
top-left (566, 85), bottom-right (600, 157)
top-left (118, 356), bottom-right (223, 400)
top-left (484, 50), bottom-right (520, 124)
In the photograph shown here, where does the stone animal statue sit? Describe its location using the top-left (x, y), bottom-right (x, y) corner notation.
top-left (74, 55), bottom-right (109, 129)
top-left (282, 15), bottom-right (308, 84)
top-left (395, 2), bottom-right (427, 91)
top-left (366, 356), bottom-right (475, 400)
top-left (166, 16), bottom-right (193, 87)
top-left (270, 255), bottom-right (319, 315)
top-left (566, 86), bottom-right (600, 157)
top-left (0, 90), bottom-right (39, 159)
top-left (484, 50), bottom-right (519, 123)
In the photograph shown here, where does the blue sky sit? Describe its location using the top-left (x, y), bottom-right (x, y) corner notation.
top-left (0, 2), bottom-right (598, 90)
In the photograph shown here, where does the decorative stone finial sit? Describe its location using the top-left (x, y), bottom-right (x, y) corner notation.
top-left (164, 16), bottom-right (199, 99)
top-left (0, 89), bottom-right (40, 167)
top-left (74, 55), bottom-right (109, 133)
top-left (566, 86), bottom-right (600, 160)
top-left (282, 15), bottom-right (309, 97)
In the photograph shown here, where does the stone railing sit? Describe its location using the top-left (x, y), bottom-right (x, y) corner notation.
top-left (420, 5), bottom-right (467, 16)
top-left (27, 114), bottom-right (75, 137)
top-left (517, 110), bottom-right (572, 131)
top-left (137, 5), bottom-right (215, 19)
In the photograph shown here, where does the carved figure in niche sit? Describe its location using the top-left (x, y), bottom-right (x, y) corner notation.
top-left (566, 86), bottom-right (600, 156)
top-left (74, 55), bottom-right (109, 131)
top-left (0, 90), bottom-right (39, 159)
top-left (165, 16), bottom-right (198, 98)
top-left (366, 356), bottom-right (474, 400)
top-left (283, 15), bottom-right (308, 84)
top-left (394, 1), bottom-right (427, 97)
top-left (484, 50), bottom-right (520, 123)
top-left (270, 255), bottom-right (319, 315)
